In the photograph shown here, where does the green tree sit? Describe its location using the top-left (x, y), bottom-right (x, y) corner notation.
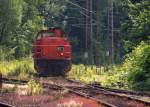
top-left (120, 0), bottom-right (150, 51)
top-left (14, 0), bottom-right (43, 58)
top-left (0, 0), bottom-right (23, 45)
top-left (0, 0), bottom-right (24, 59)
top-left (0, 0), bottom-right (43, 59)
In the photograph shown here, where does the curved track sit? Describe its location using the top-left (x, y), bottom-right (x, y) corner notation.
top-left (1, 76), bottom-right (150, 107)
top-left (40, 77), bottom-right (150, 107)
top-left (0, 102), bottom-right (14, 107)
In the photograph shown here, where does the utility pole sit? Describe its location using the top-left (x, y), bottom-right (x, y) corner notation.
top-left (107, 5), bottom-right (111, 65)
top-left (85, 0), bottom-right (89, 53)
top-left (107, 0), bottom-right (115, 65)
top-left (96, 0), bottom-right (101, 66)
top-left (85, 0), bottom-right (90, 64)
top-left (111, 0), bottom-right (114, 64)
top-left (85, 0), bottom-right (93, 64)
top-left (89, 0), bottom-right (93, 64)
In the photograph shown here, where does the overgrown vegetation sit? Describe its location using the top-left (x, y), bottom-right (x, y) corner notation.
top-left (27, 79), bottom-right (43, 96)
top-left (69, 42), bottom-right (150, 91)
top-left (0, 58), bottom-right (35, 79)
top-left (68, 64), bottom-right (128, 89)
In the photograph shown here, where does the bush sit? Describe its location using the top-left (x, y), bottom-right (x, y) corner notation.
top-left (100, 66), bottom-right (128, 89)
top-left (0, 46), bottom-right (15, 61)
top-left (121, 42), bottom-right (150, 91)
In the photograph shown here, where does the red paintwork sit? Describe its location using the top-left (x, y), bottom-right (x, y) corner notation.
top-left (32, 28), bottom-right (72, 61)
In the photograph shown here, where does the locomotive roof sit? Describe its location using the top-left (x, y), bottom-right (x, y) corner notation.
top-left (39, 27), bottom-right (64, 32)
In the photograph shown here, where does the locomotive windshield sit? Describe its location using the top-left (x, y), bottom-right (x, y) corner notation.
top-left (42, 32), bottom-right (55, 37)
top-left (37, 32), bottom-right (55, 39)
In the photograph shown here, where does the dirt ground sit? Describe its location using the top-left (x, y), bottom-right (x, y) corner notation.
top-left (0, 83), bottom-right (100, 107)
top-left (0, 92), bottom-right (101, 107)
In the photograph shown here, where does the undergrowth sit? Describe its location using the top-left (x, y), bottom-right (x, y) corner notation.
top-left (0, 58), bottom-right (35, 79)
top-left (0, 58), bottom-right (128, 89)
top-left (68, 64), bottom-right (128, 89)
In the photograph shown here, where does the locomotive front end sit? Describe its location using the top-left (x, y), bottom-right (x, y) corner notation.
top-left (32, 27), bottom-right (72, 76)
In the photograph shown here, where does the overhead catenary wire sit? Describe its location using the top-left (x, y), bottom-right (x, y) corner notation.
top-left (45, 0), bottom-right (121, 65)
top-left (65, 0), bottom-right (96, 14)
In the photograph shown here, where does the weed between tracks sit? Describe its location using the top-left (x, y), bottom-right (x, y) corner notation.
top-left (53, 89), bottom-right (69, 101)
top-left (27, 79), bottom-right (43, 96)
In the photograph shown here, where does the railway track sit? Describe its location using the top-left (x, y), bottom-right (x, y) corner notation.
top-left (0, 102), bottom-right (14, 107)
top-left (1, 76), bottom-right (150, 107)
top-left (68, 79), bottom-right (150, 97)
top-left (40, 77), bottom-right (150, 107)
top-left (91, 83), bottom-right (150, 97)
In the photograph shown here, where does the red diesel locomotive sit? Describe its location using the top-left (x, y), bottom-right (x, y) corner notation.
top-left (32, 27), bottom-right (72, 76)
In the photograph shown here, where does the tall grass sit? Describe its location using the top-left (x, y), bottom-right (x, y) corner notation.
top-left (68, 64), bottom-right (104, 83)
top-left (0, 58), bottom-right (35, 79)
top-left (68, 64), bottom-right (128, 89)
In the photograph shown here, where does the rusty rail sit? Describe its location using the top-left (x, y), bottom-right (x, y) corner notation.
top-left (41, 78), bottom-right (150, 107)
top-left (0, 102), bottom-right (14, 107)
top-left (1, 76), bottom-right (150, 107)
top-left (68, 79), bottom-right (150, 97)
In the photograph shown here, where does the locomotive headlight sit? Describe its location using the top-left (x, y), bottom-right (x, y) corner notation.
top-left (60, 53), bottom-right (64, 56)
top-left (57, 46), bottom-right (64, 51)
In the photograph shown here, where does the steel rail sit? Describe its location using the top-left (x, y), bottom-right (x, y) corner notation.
top-left (64, 79), bottom-right (150, 106)
top-left (0, 102), bottom-right (14, 107)
top-left (71, 86), bottom-right (150, 106)
top-left (1, 77), bottom-right (28, 85)
top-left (39, 78), bottom-right (150, 107)
top-left (1, 76), bottom-right (150, 98)
top-left (42, 81), bottom-right (116, 107)
top-left (41, 80), bottom-right (150, 107)
top-left (92, 84), bottom-right (150, 97)
top-left (67, 78), bottom-right (150, 97)
top-left (1, 77), bottom-right (150, 106)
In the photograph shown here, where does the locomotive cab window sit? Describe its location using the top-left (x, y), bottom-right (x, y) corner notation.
top-left (42, 32), bottom-right (55, 37)
top-left (37, 32), bottom-right (55, 39)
